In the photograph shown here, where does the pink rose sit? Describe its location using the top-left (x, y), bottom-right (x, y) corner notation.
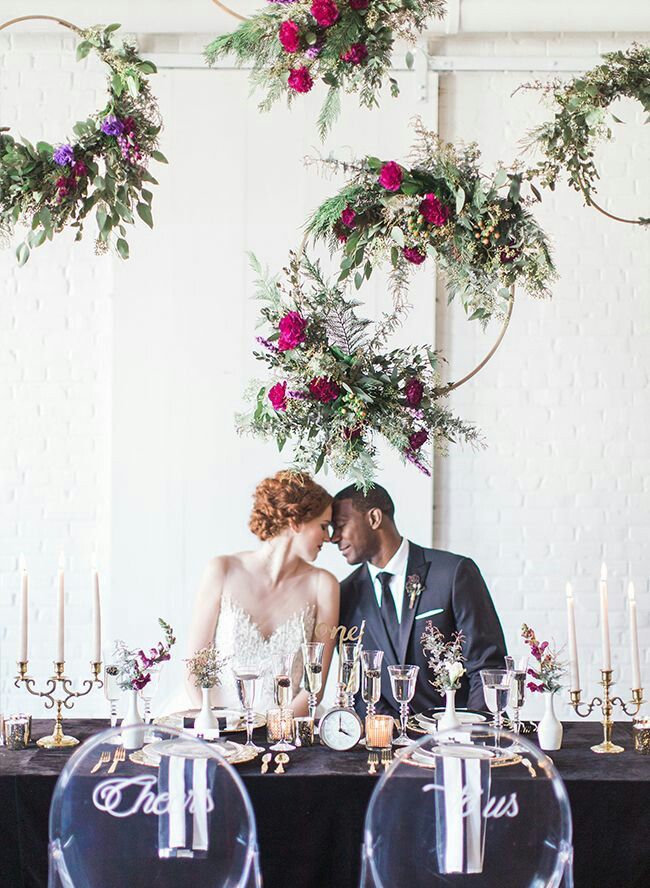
top-left (268, 381), bottom-right (288, 412)
top-left (419, 192), bottom-right (451, 227)
top-left (288, 66), bottom-right (314, 93)
top-left (311, 0), bottom-right (339, 27)
top-left (378, 161), bottom-right (403, 192)
top-left (405, 378), bottom-right (424, 408)
top-left (403, 246), bottom-right (426, 265)
top-left (340, 206), bottom-right (356, 228)
top-left (409, 429), bottom-right (428, 450)
top-left (279, 20), bottom-right (301, 53)
top-left (341, 43), bottom-right (368, 65)
top-left (308, 376), bottom-right (341, 403)
top-left (278, 310), bottom-right (308, 350)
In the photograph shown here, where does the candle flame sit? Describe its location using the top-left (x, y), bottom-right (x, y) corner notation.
top-left (628, 581), bottom-right (636, 603)
top-left (600, 562), bottom-right (607, 582)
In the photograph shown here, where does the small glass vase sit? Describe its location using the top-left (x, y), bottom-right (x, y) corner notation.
top-left (121, 688), bottom-right (145, 750)
top-left (195, 687), bottom-right (218, 734)
top-left (438, 688), bottom-right (461, 732)
top-left (537, 690), bottom-right (563, 750)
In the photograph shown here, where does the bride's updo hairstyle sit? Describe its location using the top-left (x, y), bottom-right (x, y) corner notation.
top-left (249, 471), bottom-right (332, 541)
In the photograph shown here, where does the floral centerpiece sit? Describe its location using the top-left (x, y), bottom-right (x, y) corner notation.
top-left (205, 1), bottom-right (446, 138)
top-left (113, 618), bottom-right (176, 691)
top-left (0, 23), bottom-right (166, 264)
top-left (306, 120), bottom-right (556, 321)
top-left (521, 623), bottom-right (567, 750)
top-left (421, 623), bottom-right (465, 730)
top-left (237, 253), bottom-right (480, 489)
top-left (186, 643), bottom-right (230, 732)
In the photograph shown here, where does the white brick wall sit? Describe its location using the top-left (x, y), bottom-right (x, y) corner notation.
top-left (1, 21), bottom-right (648, 724)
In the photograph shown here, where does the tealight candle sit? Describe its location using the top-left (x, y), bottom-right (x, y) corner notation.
top-left (266, 708), bottom-right (283, 743)
top-left (293, 716), bottom-right (315, 746)
top-left (365, 714), bottom-right (394, 749)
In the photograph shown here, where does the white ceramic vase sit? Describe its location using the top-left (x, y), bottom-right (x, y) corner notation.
top-left (195, 686), bottom-right (219, 734)
top-left (121, 688), bottom-right (145, 750)
top-left (537, 690), bottom-right (563, 750)
top-left (438, 689), bottom-right (462, 732)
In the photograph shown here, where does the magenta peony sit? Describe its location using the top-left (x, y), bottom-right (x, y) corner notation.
top-left (405, 378), bottom-right (424, 408)
top-left (403, 246), bottom-right (426, 265)
top-left (419, 192), bottom-right (451, 227)
top-left (279, 20), bottom-right (301, 53)
top-left (278, 310), bottom-right (308, 350)
top-left (268, 381), bottom-right (288, 412)
top-left (378, 161), bottom-right (403, 192)
top-left (311, 0), bottom-right (339, 27)
top-left (308, 376), bottom-right (341, 403)
top-left (340, 206), bottom-right (356, 228)
top-left (409, 429), bottom-right (429, 450)
top-left (349, 0), bottom-right (369, 7)
top-left (288, 66), bottom-right (314, 93)
top-left (341, 43), bottom-right (368, 65)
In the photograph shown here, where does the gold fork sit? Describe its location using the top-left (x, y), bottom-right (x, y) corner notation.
top-left (107, 746), bottom-right (125, 774)
top-left (367, 751), bottom-right (378, 775)
top-left (381, 748), bottom-right (392, 771)
top-left (90, 751), bottom-right (111, 774)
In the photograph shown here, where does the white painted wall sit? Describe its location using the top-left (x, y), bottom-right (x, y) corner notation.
top-left (0, 11), bottom-right (648, 724)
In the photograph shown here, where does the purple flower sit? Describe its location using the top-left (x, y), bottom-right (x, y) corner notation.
top-left (101, 115), bottom-right (124, 136)
top-left (305, 44), bottom-right (322, 60)
top-left (405, 378), bottom-right (424, 408)
top-left (256, 336), bottom-right (280, 354)
top-left (405, 449), bottom-right (432, 476)
top-left (132, 673), bottom-right (151, 691)
top-left (409, 429), bottom-right (429, 450)
top-left (288, 389), bottom-right (310, 400)
top-left (53, 144), bottom-right (75, 166)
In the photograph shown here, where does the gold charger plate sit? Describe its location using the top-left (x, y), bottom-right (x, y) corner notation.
top-left (129, 739), bottom-right (258, 768)
top-left (155, 708), bottom-right (266, 733)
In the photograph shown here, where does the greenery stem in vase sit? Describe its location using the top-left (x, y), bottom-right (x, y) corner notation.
top-left (421, 623), bottom-right (466, 729)
top-left (185, 643), bottom-right (230, 733)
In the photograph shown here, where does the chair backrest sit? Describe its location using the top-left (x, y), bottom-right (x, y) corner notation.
top-left (48, 725), bottom-right (262, 888)
top-left (361, 725), bottom-right (573, 888)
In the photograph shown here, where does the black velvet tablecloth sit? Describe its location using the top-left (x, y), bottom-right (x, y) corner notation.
top-left (1, 719), bottom-right (648, 888)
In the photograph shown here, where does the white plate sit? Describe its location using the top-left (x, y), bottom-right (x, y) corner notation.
top-left (155, 708), bottom-right (265, 732)
top-left (144, 737), bottom-right (239, 763)
top-left (408, 743), bottom-right (504, 768)
top-left (416, 711), bottom-right (487, 727)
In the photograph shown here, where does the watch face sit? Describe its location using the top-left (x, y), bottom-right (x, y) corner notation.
top-left (319, 708), bottom-right (363, 750)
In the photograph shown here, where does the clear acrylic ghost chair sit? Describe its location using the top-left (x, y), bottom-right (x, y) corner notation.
top-left (360, 725), bottom-right (573, 888)
top-left (48, 724), bottom-right (262, 888)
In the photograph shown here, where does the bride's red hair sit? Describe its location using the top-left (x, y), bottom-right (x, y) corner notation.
top-left (249, 471), bottom-right (332, 541)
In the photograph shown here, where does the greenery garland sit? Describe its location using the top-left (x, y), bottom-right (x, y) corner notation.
top-left (205, 0), bottom-right (446, 139)
top-left (237, 253), bottom-right (480, 490)
top-left (306, 121), bottom-right (556, 322)
top-left (0, 23), bottom-right (167, 265)
top-left (521, 43), bottom-right (650, 225)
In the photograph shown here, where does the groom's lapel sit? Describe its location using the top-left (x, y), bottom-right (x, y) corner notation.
top-left (398, 542), bottom-right (431, 663)
top-left (356, 567), bottom-right (399, 667)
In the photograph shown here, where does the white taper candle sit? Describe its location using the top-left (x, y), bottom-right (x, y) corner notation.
top-left (57, 553), bottom-right (65, 663)
top-left (628, 582), bottom-right (641, 691)
top-left (92, 565), bottom-right (101, 664)
top-left (566, 582), bottom-right (580, 691)
top-left (19, 555), bottom-right (28, 663)
top-left (599, 562), bottom-right (611, 672)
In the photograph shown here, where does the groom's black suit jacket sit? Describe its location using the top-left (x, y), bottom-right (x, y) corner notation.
top-left (339, 542), bottom-right (507, 717)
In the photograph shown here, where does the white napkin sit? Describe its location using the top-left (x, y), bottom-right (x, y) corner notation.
top-left (159, 754), bottom-right (212, 858)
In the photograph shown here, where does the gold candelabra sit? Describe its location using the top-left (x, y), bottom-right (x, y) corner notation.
top-left (569, 669), bottom-right (644, 754)
top-left (15, 660), bottom-right (103, 748)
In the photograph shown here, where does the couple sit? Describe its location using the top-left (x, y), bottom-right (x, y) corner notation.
top-left (186, 471), bottom-right (506, 718)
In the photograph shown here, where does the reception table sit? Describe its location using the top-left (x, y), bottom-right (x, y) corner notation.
top-left (0, 719), bottom-right (648, 887)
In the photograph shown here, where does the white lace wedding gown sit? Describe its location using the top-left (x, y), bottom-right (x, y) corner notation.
top-left (211, 590), bottom-right (317, 711)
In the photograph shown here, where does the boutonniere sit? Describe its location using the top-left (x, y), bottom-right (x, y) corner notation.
top-left (406, 574), bottom-right (423, 610)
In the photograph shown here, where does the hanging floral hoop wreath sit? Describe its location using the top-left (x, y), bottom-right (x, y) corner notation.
top-left (205, 0), bottom-right (446, 139)
top-left (0, 16), bottom-right (167, 264)
top-left (520, 43), bottom-right (650, 227)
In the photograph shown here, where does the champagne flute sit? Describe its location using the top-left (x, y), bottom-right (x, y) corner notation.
top-left (103, 660), bottom-right (122, 745)
top-left (504, 655), bottom-right (528, 734)
top-left (388, 664), bottom-right (419, 746)
top-left (301, 642), bottom-right (325, 721)
top-left (340, 642), bottom-right (361, 709)
top-left (361, 650), bottom-right (384, 718)
top-left (272, 650), bottom-right (295, 709)
top-left (233, 663), bottom-right (265, 753)
top-left (480, 669), bottom-right (513, 733)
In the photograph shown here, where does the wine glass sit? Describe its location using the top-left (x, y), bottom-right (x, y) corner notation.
top-left (301, 642), bottom-right (324, 721)
top-left (103, 659), bottom-right (122, 746)
top-left (340, 642), bottom-right (362, 709)
top-left (233, 662), bottom-right (265, 753)
top-left (388, 664), bottom-right (419, 746)
top-left (480, 669), bottom-right (513, 733)
top-left (361, 650), bottom-right (384, 718)
top-left (272, 650), bottom-right (295, 709)
top-left (504, 655), bottom-right (529, 734)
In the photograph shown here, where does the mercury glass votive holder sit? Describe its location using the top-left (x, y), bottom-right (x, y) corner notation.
top-left (293, 716), bottom-right (315, 747)
top-left (3, 714), bottom-right (32, 750)
top-left (633, 717), bottom-right (650, 754)
top-left (266, 708), bottom-right (283, 743)
top-left (365, 714), bottom-right (394, 749)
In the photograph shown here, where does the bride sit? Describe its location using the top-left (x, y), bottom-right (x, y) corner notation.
top-left (185, 471), bottom-right (339, 715)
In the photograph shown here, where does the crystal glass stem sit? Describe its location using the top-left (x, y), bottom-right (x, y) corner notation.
top-left (494, 708), bottom-right (504, 731)
top-left (308, 692), bottom-right (317, 722)
top-left (366, 701), bottom-right (376, 719)
top-left (143, 698), bottom-right (152, 726)
top-left (393, 701), bottom-right (410, 745)
top-left (512, 704), bottom-right (521, 734)
top-left (345, 692), bottom-right (355, 709)
top-left (110, 701), bottom-right (118, 729)
top-left (244, 707), bottom-right (264, 753)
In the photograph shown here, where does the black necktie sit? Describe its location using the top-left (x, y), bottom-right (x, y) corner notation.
top-left (378, 571), bottom-right (400, 640)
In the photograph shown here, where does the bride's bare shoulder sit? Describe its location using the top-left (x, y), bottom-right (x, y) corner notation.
top-left (200, 551), bottom-right (253, 587)
top-left (304, 565), bottom-right (339, 598)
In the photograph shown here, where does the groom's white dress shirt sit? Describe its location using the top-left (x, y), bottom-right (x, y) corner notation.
top-left (367, 537), bottom-right (410, 624)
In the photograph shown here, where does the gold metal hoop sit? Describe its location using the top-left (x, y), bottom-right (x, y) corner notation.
top-left (210, 0), bottom-right (248, 22)
top-left (0, 15), bottom-right (82, 36)
top-left (576, 169), bottom-right (647, 226)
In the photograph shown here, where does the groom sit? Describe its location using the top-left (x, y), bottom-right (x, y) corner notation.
top-left (331, 484), bottom-right (507, 717)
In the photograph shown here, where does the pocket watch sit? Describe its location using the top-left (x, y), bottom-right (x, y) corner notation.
top-left (318, 683), bottom-right (363, 751)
